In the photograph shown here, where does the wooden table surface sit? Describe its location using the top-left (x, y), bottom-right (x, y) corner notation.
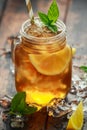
top-left (0, 0), bottom-right (87, 130)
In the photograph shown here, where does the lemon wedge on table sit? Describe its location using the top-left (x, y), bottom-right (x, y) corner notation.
top-left (29, 45), bottom-right (71, 75)
top-left (66, 101), bottom-right (84, 130)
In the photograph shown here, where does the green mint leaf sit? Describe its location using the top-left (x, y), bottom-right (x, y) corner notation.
top-left (48, 0), bottom-right (59, 23)
top-left (11, 92), bottom-right (26, 112)
top-left (80, 66), bottom-right (87, 72)
top-left (23, 105), bottom-right (37, 115)
top-left (47, 24), bottom-right (58, 33)
top-left (10, 92), bottom-right (37, 115)
top-left (38, 12), bottom-right (49, 25)
top-left (38, 0), bottom-right (59, 33)
top-left (16, 97), bottom-right (26, 113)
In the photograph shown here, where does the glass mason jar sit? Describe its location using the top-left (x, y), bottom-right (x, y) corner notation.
top-left (14, 18), bottom-right (72, 109)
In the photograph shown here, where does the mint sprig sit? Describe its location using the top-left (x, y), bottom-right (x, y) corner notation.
top-left (80, 66), bottom-right (87, 72)
top-left (38, 0), bottom-right (59, 33)
top-left (10, 92), bottom-right (37, 115)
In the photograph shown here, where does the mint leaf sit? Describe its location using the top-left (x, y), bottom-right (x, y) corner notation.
top-left (38, 12), bottom-right (49, 25)
top-left (47, 24), bottom-right (58, 33)
top-left (48, 0), bottom-right (59, 23)
top-left (38, 0), bottom-right (59, 33)
top-left (10, 92), bottom-right (37, 115)
top-left (23, 105), bottom-right (37, 115)
top-left (16, 97), bottom-right (26, 113)
top-left (11, 92), bottom-right (26, 112)
top-left (80, 66), bottom-right (87, 72)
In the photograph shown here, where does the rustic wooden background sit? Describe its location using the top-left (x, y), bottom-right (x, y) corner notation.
top-left (0, 0), bottom-right (87, 129)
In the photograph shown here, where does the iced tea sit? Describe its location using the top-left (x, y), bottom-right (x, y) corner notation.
top-left (14, 18), bottom-right (72, 108)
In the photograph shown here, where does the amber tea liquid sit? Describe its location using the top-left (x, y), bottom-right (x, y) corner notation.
top-left (14, 18), bottom-right (72, 108)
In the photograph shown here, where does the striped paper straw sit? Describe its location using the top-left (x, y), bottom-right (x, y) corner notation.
top-left (25, 0), bottom-right (34, 21)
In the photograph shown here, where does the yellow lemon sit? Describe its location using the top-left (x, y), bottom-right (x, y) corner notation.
top-left (67, 101), bottom-right (84, 130)
top-left (29, 45), bottom-right (71, 75)
top-left (72, 47), bottom-right (76, 56)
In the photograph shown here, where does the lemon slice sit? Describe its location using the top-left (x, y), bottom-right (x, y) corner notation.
top-left (29, 45), bottom-right (71, 75)
top-left (67, 101), bottom-right (84, 130)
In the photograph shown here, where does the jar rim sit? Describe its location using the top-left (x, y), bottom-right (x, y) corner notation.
top-left (20, 17), bottom-right (66, 42)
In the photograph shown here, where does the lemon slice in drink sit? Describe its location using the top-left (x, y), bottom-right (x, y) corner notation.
top-left (67, 101), bottom-right (84, 130)
top-left (29, 45), bottom-right (71, 75)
